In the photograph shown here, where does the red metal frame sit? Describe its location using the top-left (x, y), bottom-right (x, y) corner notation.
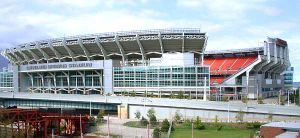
top-left (0, 108), bottom-right (88, 137)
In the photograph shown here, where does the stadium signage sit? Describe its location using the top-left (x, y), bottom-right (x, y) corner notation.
top-left (20, 61), bottom-right (102, 72)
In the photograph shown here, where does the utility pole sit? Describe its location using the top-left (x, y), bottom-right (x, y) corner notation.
top-left (80, 114), bottom-right (83, 138)
top-left (89, 100), bottom-right (92, 116)
top-left (294, 89), bottom-right (296, 105)
top-left (192, 122), bottom-right (194, 138)
top-left (107, 114), bottom-right (110, 137)
top-left (227, 97), bottom-right (230, 122)
top-left (147, 124), bottom-right (150, 138)
top-left (288, 90), bottom-right (290, 106)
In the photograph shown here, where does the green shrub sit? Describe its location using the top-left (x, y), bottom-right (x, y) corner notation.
top-left (216, 125), bottom-right (223, 131)
top-left (153, 127), bottom-right (160, 138)
top-left (130, 91), bottom-right (136, 97)
top-left (194, 116), bottom-right (205, 130)
top-left (221, 96), bottom-right (229, 102)
top-left (174, 110), bottom-right (182, 124)
top-left (196, 124), bottom-right (205, 130)
top-left (246, 122), bottom-right (262, 129)
top-left (161, 119), bottom-right (170, 132)
top-left (209, 96), bottom-right (216, 101)
top-left (96, 109), bottom-right (105, 124)
top-left (241, 96), bottom-right (248, 103)
top-left (257, 97), bottom-right (264, 104)
top-left (177, 91), bottom-right (184, 99)
top-left (242, 96), bottom-right (248, 103)
top-left (183, 119), bottom-right (192, 127)
top-left (235, 110), bottom-right (244, 123)
top-left (140, 116), bottom-right (148, 126)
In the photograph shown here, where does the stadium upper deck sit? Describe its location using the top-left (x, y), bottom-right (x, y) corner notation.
top-left (1, 28), bottom-right (207, 66)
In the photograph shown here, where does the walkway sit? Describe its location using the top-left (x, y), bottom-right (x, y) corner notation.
top-left (96, 117), bottom-right (153, 138)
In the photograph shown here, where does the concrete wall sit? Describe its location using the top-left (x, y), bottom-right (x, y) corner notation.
top-left (128, 105), bottom-right (300, 122)
top-left (13, 65), bottom-right (19, 93)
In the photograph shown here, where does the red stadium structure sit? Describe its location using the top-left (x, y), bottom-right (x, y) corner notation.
top-left (204, 55), bottom-right (258, 84)
top-left (203, 37), bottom-right (290, 100)
top-left (0, 108), bottom-right (88, 137)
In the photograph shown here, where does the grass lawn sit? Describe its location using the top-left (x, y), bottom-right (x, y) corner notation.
top-left (170, 126), bottom-right (254, 138)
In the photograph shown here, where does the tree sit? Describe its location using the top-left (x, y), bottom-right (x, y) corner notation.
top-left (174, 110), bottom-right (182, 124)
top-left (279, 96), bottom-right (285, 105)
top-left (150, 92), bottom-right (154, 98)
top-left (130, 90), bottom-right (136, 97)
top-left (194, 116), bottom-right (205, 130)
top-left (177, 91), bottom-right (184, 99)
top-left (147, 108), bottom-right (157, 126)
top-left (170, 93), bottom-right (175, 99)
top-left (135, 110), bottom-right (141, 119)
top-left (153, 127), bottom-right (161, 138)
top-left (88, 116), bottom-right (96, 126)
top-left (161, 119), bottom-right (170, 132)
top-left (140, 116), bottom-right (148, 126)
top-left (150, 115), bottom-right (157, 126)
top-left (222, 96), bottom-right (229, 102)
top-left (235, 110), bottom-right (244, 123)
top-left (213, 115), bottom-right (222, 131)
top-left (214, 115), bottom-right (219, 124)
top-left (241, 96), bottom-right (248, 104)
top-left (147, 108), bottom-right (155, 119)
top-left (209, 96), bottom-right (216, 101)
top-left (96, 109), bottom-right (105, 124)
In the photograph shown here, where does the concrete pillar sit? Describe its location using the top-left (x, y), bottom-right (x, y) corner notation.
top-left (117, 104), bottom-right (128, 119)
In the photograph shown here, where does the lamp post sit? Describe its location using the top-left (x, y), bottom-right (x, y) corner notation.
top-left (227, 98), bottom-right (230, 122)
top-left (287, 89), bottom-right (290, 106)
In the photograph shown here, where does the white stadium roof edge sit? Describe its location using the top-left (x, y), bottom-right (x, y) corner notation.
top-left (1, 28), bottom-right (208, 64)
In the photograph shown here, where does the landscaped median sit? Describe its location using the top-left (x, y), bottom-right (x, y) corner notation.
top-left (124, 108), bottom-right (264, 138)
top-left (124, 118), bottom-right (264, 138)
top-left (170, 122), bottom-right (262, 138)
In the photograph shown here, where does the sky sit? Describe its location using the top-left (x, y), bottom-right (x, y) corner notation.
top-left (0, 0), bottom-right (299, 81)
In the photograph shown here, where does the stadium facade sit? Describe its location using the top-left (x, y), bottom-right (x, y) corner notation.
top-left (0, 29), bottom-right (291, 100)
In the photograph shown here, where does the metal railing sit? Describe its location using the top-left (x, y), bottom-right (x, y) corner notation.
top-left (13, 28), bottom-right (203, 48)
top-left (205, 47), bottom-right (264, 54)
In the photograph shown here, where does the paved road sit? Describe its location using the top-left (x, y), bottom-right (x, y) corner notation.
top-left (96, 117), bottom-right (153, 138)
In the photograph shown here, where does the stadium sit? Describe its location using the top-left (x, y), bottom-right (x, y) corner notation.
top-left (0, 28), bottom-right (290, 100)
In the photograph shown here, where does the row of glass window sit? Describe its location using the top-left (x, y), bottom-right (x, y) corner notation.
top-left (114, 74), bottom-right (209, 81)
top-left (28, 76), bottom-right (102, 87)
top-left (114, 66), bottom-right (209, 74)
top-left (0, 72), bottom-right (13, 87)
top-left (114, 80), bottom-right (209, 87)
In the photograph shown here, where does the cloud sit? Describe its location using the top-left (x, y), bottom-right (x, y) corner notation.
top-left (34, 0), bottom-right (148, 8)
top-left (245, 21), bottom-right (298, 37)
top-left (176, 0), bottom-right (279, 19)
